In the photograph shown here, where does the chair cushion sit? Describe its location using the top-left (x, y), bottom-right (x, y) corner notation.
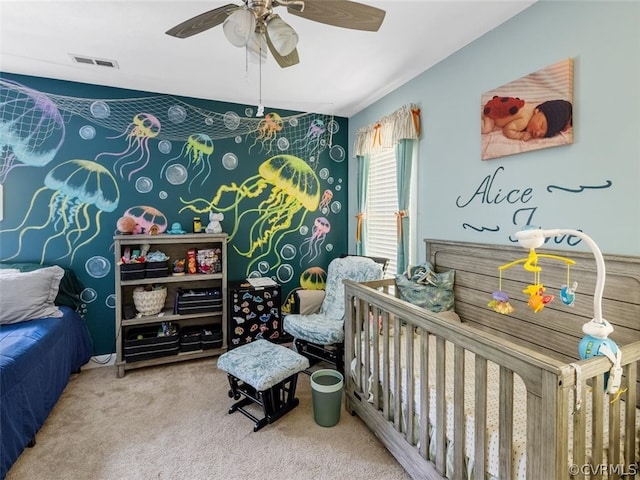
top-left (294, 289), bottom-right (326, 314)
top-left (217, 340), bottom-right (309, 391)
top-left (320, 256), bottom-right (383, 321)
top-left (284, 313), bottom-right (345, 345)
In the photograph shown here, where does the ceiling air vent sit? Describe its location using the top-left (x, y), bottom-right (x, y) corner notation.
top-left (70, 54), bottom-right (119, 68)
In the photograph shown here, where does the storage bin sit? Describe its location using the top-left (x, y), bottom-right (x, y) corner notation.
top-left (202, 324), bottom-right (223, 350)
top-left (124, 324), bottom-right (179, 362)
top-left (120, 262), bottom-right (145, 281)
top-left (133, 286), bottom-right (167, 315)
top-left (145, 260), bottom-right (169, 278)
top-left (227, 283), bottom-right (281, 349)
top-left (179, 325), bottom-right (203, 352)
top-left (174, 288), bottom-right (222, 315)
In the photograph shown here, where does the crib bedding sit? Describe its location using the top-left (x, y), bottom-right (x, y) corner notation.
top-left (353, 325), bottom-right (640, 480)
top-left (0, 306), bottom-right (93, 478)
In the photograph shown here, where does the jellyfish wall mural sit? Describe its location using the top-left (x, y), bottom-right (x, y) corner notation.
top-left (299, 216), bottom-right (331, 265)
top-left (181, 154), bottom-right (320, 274)
top-left (160, 133), bottom-right (214, 193)
top-left (95, 112), bottom-right (161, 181)
top-left (293, 118), bottom-right (326, 156)
top-left (319, 189), bottom-right (333, 210)
top-left (247, 112), bottom-right (283, 154)
top-left (0, 79), bottom-right (66, 183)
top-left (0, 159), bottom-right (119, 264)
top-left (0, 71), bottom-right (349, 357)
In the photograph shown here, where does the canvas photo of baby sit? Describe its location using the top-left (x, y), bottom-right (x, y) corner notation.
top-left (480, 58), bottom-right (574, 161)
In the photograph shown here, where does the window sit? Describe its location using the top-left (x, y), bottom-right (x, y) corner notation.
top-left (365, 148), bottom-right (400, 276)
top-left (356, 105), bottom-right (420, 276)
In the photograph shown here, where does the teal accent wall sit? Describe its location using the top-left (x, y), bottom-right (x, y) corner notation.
top-left (0, 73), bottom-right (349, 355)
top-left (348, 1), bottom-right (640, 257)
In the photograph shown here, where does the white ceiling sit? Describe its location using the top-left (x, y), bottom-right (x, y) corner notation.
top-left (0, 0), bottom-right (536, 117)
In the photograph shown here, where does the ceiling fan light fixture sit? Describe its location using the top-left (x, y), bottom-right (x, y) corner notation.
top-left (246, 31), bottom-right (268, 64)
top-left (266, 15), bottom-right (298, 56)
top-left (166, 0), bottom-right (386, 69)
top-left (223, 8), bottom-right (256, 47)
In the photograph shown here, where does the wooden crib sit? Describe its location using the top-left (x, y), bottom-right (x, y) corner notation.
top-left (344, 239), bottom-right (640, 480)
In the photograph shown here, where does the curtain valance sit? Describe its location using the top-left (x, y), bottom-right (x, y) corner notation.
top-left (354, 103), bottom-right (420, 156)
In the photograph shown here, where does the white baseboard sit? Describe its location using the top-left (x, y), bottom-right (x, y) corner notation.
top-left (84, 354), bottom-right (116, 369)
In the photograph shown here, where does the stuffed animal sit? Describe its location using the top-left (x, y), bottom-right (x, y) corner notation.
top-left (205, 212), bottom-right (224, 234)
top-left (116, 215), bottom-right (143, 234)
top-left (483, 95), bottom-right (525, 119)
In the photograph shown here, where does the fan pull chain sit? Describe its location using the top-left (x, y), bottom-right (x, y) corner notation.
top-left (257, 56), bottom-right (264, 117)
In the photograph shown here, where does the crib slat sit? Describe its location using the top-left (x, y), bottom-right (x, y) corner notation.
top-left (608, 394), bottom-right (621, 480)
top-left (405, 324), bottom-right (415, 444)
top-left (435, 336), bottom-right (447, 476)
top-left (591, 375), bottom-right (604, 480)
top-left (370, 307), bottom-right (379, 411)
top-left (527, 390), bottom-right (542, 480)
top-left (363, 301), bottom-right (373, 407)
top-left (352, 299), bottom-right (362, 393)
top-left (453, 345), bottom-right (465, 480)
top-left (393, 315), bottom-right (402, 432)
top-left (623, 361), bottom-right (637, 476)
top-left (382, 313), bottom-right (390, 420)
top-left (419, 330), bottom-right (430, 459)
top-left (572, 377), bottom-right (586, 480)
top-left (473, 357), bottom-right (488, 480)
top-left (498, 367), bottom-right (513, 479)
top-left (556, 373), bottom-right (571, 480)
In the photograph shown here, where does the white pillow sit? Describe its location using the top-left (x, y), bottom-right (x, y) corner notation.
top-left (0, 268), bottom-right (21, 275)
top-left (0, 266), bottom-right (65, 324)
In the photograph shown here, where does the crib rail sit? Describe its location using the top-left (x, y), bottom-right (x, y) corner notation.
top-left (344, 278), bottom-right (640, 480)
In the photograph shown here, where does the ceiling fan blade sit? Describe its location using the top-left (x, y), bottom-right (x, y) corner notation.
top-left (266, 32), bottom-right (300, 68)
top-left (165, 4), bottom-right (239, 39)
top-left (287, 0), bottom-right (385, 32)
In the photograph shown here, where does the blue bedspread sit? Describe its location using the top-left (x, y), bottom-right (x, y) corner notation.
top-left (0, 306), bottom-right (93, 479)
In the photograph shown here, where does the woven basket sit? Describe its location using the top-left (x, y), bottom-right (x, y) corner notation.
top-left (133, 287), bottom-right (167, 316)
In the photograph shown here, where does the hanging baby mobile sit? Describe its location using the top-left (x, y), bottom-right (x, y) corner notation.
top-left (488, 226), bottom-right (623, 398)
top-left (488, 244), bottom-right (576, 315)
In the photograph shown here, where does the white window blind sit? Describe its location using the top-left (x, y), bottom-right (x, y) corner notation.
top-left (366, 148), bottom-right (398, 276)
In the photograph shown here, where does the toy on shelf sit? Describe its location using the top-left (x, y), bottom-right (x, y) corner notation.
top-left (205, 212), bottom-right (224, 234)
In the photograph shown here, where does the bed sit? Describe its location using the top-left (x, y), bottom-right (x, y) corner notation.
top-left (0, 264), bottom-right (93, 479)
top-left (344, 239), bottom-right (640, 480)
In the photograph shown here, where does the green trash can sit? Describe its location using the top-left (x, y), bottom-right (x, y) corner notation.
top-left (310, 369), bottom-right (344, 427)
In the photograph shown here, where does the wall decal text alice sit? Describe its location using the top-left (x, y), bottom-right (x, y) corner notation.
top-left (455, 166), bottom-right (532, 207)
top-left (455, 166), bottom-right (582, 247)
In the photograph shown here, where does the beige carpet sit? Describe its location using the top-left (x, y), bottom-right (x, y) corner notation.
top-left (6, 357), bottom-right (410, 480)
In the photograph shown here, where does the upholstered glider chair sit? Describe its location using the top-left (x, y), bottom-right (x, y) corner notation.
top-left (283, 255), bottom-right (385, 373)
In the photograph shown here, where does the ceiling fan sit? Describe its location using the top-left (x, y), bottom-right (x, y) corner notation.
top-left (165, 0), bottom-right (386, 68)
